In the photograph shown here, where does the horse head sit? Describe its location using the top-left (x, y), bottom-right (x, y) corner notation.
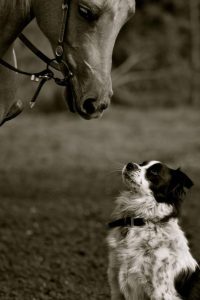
top-left (33, 0), bottom-right (135, 119)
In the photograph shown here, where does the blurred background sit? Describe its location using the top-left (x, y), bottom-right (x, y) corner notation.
top-left (0, 1), bottom-right (199, 299)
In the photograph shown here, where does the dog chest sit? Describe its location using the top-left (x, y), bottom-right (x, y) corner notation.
top-left (108, 221), bottom-right (196, 286)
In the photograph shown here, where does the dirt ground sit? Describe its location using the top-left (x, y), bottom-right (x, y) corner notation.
top-left (0, 107), bottom-right (199, 300)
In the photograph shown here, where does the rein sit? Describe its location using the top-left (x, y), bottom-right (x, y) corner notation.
top-left (0, 0), bottom-right (73, 108)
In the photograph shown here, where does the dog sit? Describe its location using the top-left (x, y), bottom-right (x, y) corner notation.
top-left (107, 160), bottom-right (200, 300)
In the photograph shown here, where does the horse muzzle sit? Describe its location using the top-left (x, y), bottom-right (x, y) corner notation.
top-left (74, 96), bottom-right (110, 120)
top-left (80, 97), bottom-right (109, 119)
top-left (64, 79), bottom-right (111, 119)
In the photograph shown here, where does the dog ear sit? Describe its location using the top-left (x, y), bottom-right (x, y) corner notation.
top-left (175, 169), bottom-right (194, 189)
top-left (168, 169), bottom-right (193, 202)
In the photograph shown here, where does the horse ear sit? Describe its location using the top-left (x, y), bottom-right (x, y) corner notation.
top-left (174, 169), bottom-right (194, 189)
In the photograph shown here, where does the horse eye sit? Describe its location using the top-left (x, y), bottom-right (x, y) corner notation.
top-left (78, 5), bottom-right (97, 21)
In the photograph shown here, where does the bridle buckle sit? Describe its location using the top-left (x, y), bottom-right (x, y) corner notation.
top-left (31, 75), bottom-right (40, 82)
top-left (62, 3), bottom-right (68, 10)
top-left (55, 45), bottom-right (64, 58)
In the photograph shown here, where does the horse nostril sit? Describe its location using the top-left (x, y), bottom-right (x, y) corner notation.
top-left (83, 98), bottom-right (96, 115)
top-left (82, 99), bottom-right (108, 115)
top-left (99, 102), bottom-right (108, 112)
top-left (126, 163), bottom-right (138, 172)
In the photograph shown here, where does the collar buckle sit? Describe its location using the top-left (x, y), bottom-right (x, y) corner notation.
top-left (125, 217), bottom-right (145, 227)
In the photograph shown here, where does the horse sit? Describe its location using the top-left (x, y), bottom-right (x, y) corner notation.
top-left (0, 0), bottom-right (135, 125)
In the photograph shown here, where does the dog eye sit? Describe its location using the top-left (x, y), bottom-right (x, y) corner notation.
top-left (150, 170), bottom-right (159, 176)
top-left (78, 5), bottom-right (97, 21)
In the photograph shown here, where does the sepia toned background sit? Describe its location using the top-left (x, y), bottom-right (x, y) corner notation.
top-left (0, 1), bottom-right (200, 299)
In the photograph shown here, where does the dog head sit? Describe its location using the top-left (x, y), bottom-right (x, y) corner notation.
top-left (122, 160), bottom-right (193, 211)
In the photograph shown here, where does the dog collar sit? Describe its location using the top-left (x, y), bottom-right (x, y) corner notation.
top-left (108, 217), bottom-right (146, 229)
top-left (107, 212), bottom-right (177, 229)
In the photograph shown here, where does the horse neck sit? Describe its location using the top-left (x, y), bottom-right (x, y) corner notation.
top-left (0, 2), bottom-right (34, 57)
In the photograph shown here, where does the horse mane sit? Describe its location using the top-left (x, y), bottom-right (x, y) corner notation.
top-left (0, 0), bottom-right (30, 11)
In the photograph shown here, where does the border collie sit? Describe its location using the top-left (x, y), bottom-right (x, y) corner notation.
top-left (107, 161), bottom-right (200, 300)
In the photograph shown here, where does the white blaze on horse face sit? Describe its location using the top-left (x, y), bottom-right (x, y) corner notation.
top-left (110, 0), bottom-right (136, 20)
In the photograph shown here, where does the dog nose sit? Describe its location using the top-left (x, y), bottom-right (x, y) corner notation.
top-left (126, 163), bottom-right (138, 172)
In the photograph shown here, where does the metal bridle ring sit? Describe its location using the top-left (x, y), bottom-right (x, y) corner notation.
top-left (55, 45), bottom-right (64, 58)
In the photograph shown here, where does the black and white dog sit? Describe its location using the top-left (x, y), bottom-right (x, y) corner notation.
top-left (107, 161), bottom-right (200, 300)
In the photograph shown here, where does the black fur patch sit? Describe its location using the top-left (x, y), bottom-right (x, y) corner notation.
top-left (175, 266), bottom-right (200, 300)
top-left (146, 163), bottom-right (193, 213)
top-left (139, 161), bottom-right (149, 166)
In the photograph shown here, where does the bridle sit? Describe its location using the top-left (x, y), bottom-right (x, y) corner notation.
top-left (0, 0), bottom-right (73, 108)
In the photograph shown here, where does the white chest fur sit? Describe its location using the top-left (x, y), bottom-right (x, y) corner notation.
top-left (107, 220), bottom-right (197, 300)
